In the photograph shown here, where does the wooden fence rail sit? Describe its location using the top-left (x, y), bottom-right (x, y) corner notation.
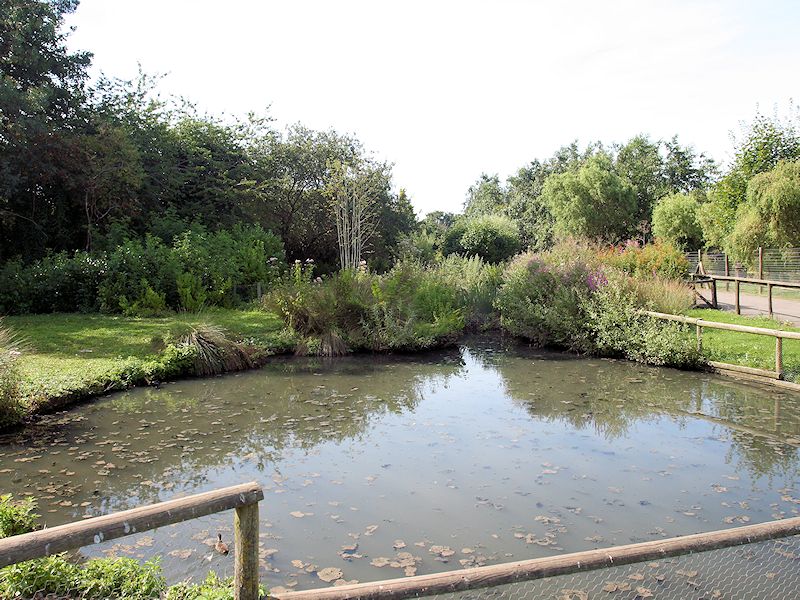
top-left (0, 481), bottom-right (264, 600)
top-left (643, 310), bottom-right (797, 382)
top-left (704, 275), bottom-right (800, 317)
top-left (275, 517), bottom-right (800, 600)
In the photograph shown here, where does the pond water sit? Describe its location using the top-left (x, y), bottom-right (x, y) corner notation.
top-left (2, 335), bottom-right (799, 593)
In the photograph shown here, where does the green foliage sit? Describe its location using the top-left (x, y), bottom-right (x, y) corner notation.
top-left (495, 252), bottom-right (598, 352)
top-left (164, 323), bottom-right (253, 376)
top-left (726, 160), bottom-right (800, 262)
top-left (120, 281), bottom-right (169, 317)
top-left (599, 240), bottom-right (690, 280)
top-left (266, 261), bottom-right (472, 354)
top-left (0, 321), bottom-right (24, 429)
top-left (79, 558), bottom-right (166, 599)
top-left (457, 215), bottom-right (522, 263)
top-left (542, 153), bottom-right (637, 242)
top-left (165, 571), bottom-right (246, 600)
top-left (0, 225), bottom-right (285, 315)
top-left (177, 272), bottom-right (208, 312)
top-left (651, 192), bottom-right (703, 250)
top-left (699, 109), bottom-right (800, 250)
top-left (584, 272), bottom-right (702, 368)
top-left (0, 494), bottom-right (38, 538)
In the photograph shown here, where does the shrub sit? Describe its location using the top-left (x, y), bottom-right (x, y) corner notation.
top-left (164, 323), bottom-right (253, 376)
top-left (266, 261), bottom-right (468, 354)
top-left (584, 271), bottom-right (702, 368)
top-left (599, 240), bottom-right (690, 280)
top-left (652, 192), bottom-right (703, 250)
top-left (495, 252), bottom-right (598, 352)
top-left (166, 571), bottom-right (258, 600)
top-left (0, 321), bottom-right (24, 429)
top-left (79, 557), bottom-right (165, 599)
top-left (458, 214), bottom-right (521, 263)
top-left (177, 271), bottom-right (208, 312)
top-left (0, 494), bottom-right (38, 538)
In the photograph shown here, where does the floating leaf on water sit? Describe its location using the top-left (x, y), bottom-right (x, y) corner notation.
top-left (136, 536), bottom-right (155, 547)
top-left (290, 511), bottom-right (308, 518)
top-left (404, 566), bottom-right (417, 576)
top-left (333, 579), bottom-right (359, 586)
top-left (364, 525), bottom-right (378, 535)
top-left (676, 569), bottom-right (699, 578)
top-left (169, 549), bottom-right (193, 559)
top-left (318, 567), bottom-right (343, 583)
top-left (370, 557), bottom-right (390, 567)
top-left (636, 587), bottom-right (654, 598)
top-left (558, 590), bottom-right (588, 600)
top-left (393, 539), bottom-right (406, 550)
top-left (602, 583), bottom-right (618, 593)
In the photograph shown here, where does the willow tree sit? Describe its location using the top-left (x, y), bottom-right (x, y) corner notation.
top-left (325, 158), bottom-right (390, 270)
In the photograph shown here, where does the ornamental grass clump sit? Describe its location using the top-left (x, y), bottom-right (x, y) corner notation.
top-left (165, 323), bottom-right (253, 376)
top-left (0, 320), bottom-right (25, 428)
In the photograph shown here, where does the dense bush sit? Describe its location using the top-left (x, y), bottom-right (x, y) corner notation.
top-left (584, 270), bottom-right (701, 367)
top-left (495, 245), bottom-right (702, 368)
top-left (0, 321), bottom-right (24, 429)
top-left (495, 252), bottom-right (598, 352)
top-left (265, 259), bottom-right (492, 354)
top-left (441, 215), bottom-right (521, 263)
top-left (0, 225), bottom-right (285, 315)
top-left (652, 192), bottom-right (703, 250)
top-left (598, 240), bottom-right (690, 280)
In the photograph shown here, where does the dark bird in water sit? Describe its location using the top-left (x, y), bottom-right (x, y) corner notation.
top-left (215, 533), bottom-right (229, 555)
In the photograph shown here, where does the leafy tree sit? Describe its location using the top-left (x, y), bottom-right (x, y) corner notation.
top-left (463, 174), bottom-right (507, 216)
top-left (0, 0), bottom-right (91, 259)
top-left (458, 215), bottom-right (521, 263)
top-left (727, 160), bottom-right (800, 261)
top-left (700, 109), bottom-right (800, 249)
top-left (651, 192), bottom-right (703, 250)
top-left (541, 153), bottom-right (637, 242)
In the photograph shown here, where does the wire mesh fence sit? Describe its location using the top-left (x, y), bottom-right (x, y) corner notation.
top-left (686, 248), bottom-right (800, 282)
top-left (431, 534), bottom-right (800, 600)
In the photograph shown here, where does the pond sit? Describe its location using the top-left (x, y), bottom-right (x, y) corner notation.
top-left (1, 335), bottom-right (799, 593)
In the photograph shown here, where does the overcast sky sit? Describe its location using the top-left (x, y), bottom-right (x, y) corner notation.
top-left (65, 0), bottom-right (799, 216)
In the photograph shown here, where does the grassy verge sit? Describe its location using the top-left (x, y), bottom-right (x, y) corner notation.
top-left (6, 309), bottom-right (294, 418)
top-left (688, 308), bottom-right (800, 382)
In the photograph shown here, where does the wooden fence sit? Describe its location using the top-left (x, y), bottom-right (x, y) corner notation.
top-left (708, 275), bottom-right (800, 317)
top-left (643, 310), bottom-right (800, 386)
top-left (274, 516), bottom-right (800, 600)
top-left (0, 481), bottom-right (264, 600)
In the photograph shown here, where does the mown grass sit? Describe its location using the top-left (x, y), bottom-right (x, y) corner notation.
top-left (688, 308), bottom-right (800, 382)
top-left (5, 309), bottom-right (291, 413)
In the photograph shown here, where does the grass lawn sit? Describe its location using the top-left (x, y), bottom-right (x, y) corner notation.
top-left (6, 309), bottom-right (290, 409)
top-left (688, 308), bottom-right (800, 381)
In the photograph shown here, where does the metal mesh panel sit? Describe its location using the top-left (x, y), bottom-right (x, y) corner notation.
top-left (427, 535), bottom-right (800, 600)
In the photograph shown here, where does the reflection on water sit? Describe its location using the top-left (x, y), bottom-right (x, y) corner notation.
top-left (1, 335), bottom-right (799, 592)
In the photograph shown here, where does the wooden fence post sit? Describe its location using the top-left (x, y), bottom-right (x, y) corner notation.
top-left (768, 283), bottom-right (773, 317)
top-left (776, 337), bottom-right (783, 380)
top-left (711, 279), bottom-right (718, 309)
top-left (234, 502), bottom-right (260, 600)
top-left (735, 279), bottom-right (741, 315)
top-left (696, 324), bottom-right (703, 352)
top-left (759, 247), bottom-right (764, 280)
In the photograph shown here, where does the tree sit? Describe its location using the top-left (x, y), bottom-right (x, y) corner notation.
top-left (651, 192), bottom-right (703, 250)
top-left (463, 174), bottom-right (507, 216)
top-left (700, 109), bottom-right (800, 249)
top-left (458, 214), bottom-right (521, 263)
top-left (325, 158), bottom-right (391, 271)
top-left (0, 0), bottom-right (92, 259)
top-left (727, 160), bottom-right (800, 261)
top-left (541, 153), bottom-right (637, 242)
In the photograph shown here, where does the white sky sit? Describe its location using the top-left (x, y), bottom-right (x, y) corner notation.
top-left (65, 0), bottom-right (799, 216)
